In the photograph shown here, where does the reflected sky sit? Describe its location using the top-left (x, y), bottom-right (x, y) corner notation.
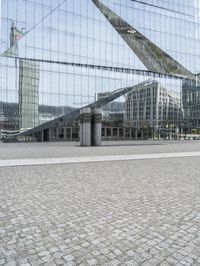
top-left (1, 0), bottom-right (200, 106)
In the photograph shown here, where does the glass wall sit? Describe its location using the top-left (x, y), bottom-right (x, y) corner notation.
top-left (1, 0), bottom-right (200, 130)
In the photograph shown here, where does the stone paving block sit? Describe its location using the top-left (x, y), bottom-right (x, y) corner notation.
top-left (0, 259), bottom-right (6, 265)
top-left (1, 142), bottom-right (200, 265)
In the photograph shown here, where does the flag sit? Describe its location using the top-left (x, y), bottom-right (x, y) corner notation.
top-left (2, 26), bottom-right (25, 57)
top-left (11, 26), bottom-right (24, 46)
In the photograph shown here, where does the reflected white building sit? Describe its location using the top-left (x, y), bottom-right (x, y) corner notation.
top-left (19, 60), bottom-right (40, 129)
top-left (125, 80), bottom-right (182, 130)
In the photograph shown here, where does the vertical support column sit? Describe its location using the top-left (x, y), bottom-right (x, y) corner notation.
top-left (111, 128), bottom-right (114, 139)
top-left (123, 128), bottom-right (126, 140)
top-left (146, 129), bottom-right (149, 139)
top-left (38, 131), bottom-right (44, 142)
top-left (70, 127), bottom-right (73, 141)
top-left (80, 120), bottom-right (83, 145)
top-left (48, 129), bottom-right (51, 141)
top-left (91, 108), bottom-right (102, 146)
top-left (129, 128), bottom-right (132, 140)
top-left (104, 127), bottom-right (107, 138)
top-left (151, 129), bottom-right (154, 140)
top-left (141, 130), bottom-right (144, 140)
top-left (117, 128), bottom-right (120, 139)
top-left (56, 128), bottom-right (59, 141)
top-left (64, 127), bottom-right (67, 141)
top-left (135, 129), bottom-right (138, 140)
top-left (80, 107), bottom-right (91, 146)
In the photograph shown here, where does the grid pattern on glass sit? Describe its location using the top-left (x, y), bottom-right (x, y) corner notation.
top-left (1, 0), bottom-right (200, 131)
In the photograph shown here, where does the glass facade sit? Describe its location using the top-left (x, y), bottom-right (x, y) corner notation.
top-left (1, 0), bottom-right (200, 131)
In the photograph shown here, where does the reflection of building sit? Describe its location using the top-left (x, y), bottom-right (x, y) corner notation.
top-left (39, 105), bottom-right (76, 123)
top-left (2, 0), bottom-right (200, 139)
top-left (0, 101), bottom-right (75, 130)
top-left (3, 24), bottom-right (40, 130)
top-left (0, 102), bottom-right (19, 130)
top-left (124, 80), bottom-right (182, 130)
top-left (19, 60), bottom-right (40, 129)
top-left (96, 92), bottom-right (124, 120)
top-left (96, 92), bottom-right (111, 101)
top-left (102, 101), bottom-right (124, 120)
top-left (182, 80), bottom-right (200, 129)
top-left (91, 0), bottom-right (195, 80)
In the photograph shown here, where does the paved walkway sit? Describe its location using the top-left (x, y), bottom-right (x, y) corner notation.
top-left (0, 140), bottom-right (200, 160)
top-left (0, 151), bottom-right (200, 167)
top-left (1, 141), bottom-right (200, 265)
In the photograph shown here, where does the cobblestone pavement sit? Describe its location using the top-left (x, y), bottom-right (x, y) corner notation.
top-left (1, 143), bottom-right (200, 265)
